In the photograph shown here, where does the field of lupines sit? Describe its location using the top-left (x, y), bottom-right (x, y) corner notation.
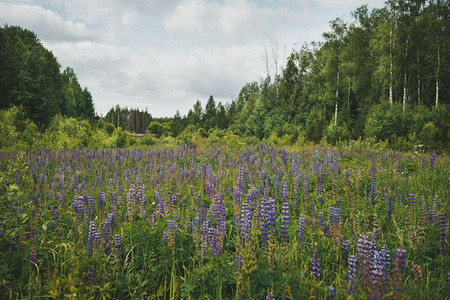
top-left (0, 145), bottom-right (448, 299)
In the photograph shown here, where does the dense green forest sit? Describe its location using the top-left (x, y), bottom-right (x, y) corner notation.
top-left (1, 0), bottom-right (449, 152)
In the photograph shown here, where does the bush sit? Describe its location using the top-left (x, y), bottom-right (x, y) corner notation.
top-left (115, 128), bottom-right (129, 148)
top-left (140, 135), bottom-right (157, 146)
top-left (305, 109), bottom-right (326, 143)
top-left (324, 122), bottom-right (350, 145)
top-left (0, 106), bottom-right (39, 149)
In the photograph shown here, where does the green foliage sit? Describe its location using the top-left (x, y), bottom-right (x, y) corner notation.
top-left (0, 25), bottom-right (94, 128)
top-left (147, 121), bottom-right (163, 136)
top-left (139, 135), bottom-right (157, 146)
top-left (0, 106), bottom-right (39, 149)
top-left (115, 128), bottom-right (129, 148)
top-left (324, 122), bottom-right (350, 145)
top-left (37, 115), bottom-right (93, 149)
top-left (305, 109), bottom-right (326, 143)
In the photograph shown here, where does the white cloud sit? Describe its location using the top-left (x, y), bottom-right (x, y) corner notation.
top-left (163, 0), bottom-right (307, 45)
top-left (0, 2), bottom-right (95, 41)
top-left (313, 0), bottom-right (385, 10)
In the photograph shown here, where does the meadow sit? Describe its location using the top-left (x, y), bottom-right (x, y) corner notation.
top-left (0, 144), bottom-right (448, 299)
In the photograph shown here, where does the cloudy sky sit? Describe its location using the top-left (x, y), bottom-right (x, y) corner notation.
top-left (0, 0), bottom-right (385, 117)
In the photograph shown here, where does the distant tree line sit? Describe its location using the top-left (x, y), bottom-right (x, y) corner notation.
top-left (0, 25), bottom-right (95, 128)
top-left (139, 1), bottom-right (449, 151)
top-left (105, 105), bottom-right (152, 134)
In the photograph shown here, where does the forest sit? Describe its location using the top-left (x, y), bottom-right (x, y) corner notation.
top-left (1, 0), bottom-right (449, 152)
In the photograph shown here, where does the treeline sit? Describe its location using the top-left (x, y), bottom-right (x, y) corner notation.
top-left (142, 1), bottom-right (449, 152)
top-left (0, 25), bottom-right (95, 128)
top-left (104, 105), bottom-right (152, 134)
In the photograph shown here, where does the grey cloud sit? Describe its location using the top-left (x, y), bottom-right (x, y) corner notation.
top-left (0, 2), bottom-right (96, 42)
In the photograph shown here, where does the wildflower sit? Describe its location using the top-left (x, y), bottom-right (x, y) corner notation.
top-left (392, 249), bottom-right (407, 296)
top-left (87, 266), bottom-right (95, 283)
top-left (298, 216), bottom-right (305, 245)
top-left (280, 188), bottom-right (290, 244)
top-left (440, 215), bottom-right (447, 255)
top-left (370, 154), bottom-right (376, 205)
top-left (87, 221), bottom-right (97, 257)
top-left (327, 286), bottom-right (335, 298)
top-left (348, 255), bottom-right (357, 294)
top-left (311, 250), bottom-right (321, 280)
top-left (387, 194), bottom-right (393, 220)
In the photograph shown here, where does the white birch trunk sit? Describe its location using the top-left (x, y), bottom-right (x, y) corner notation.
top-left (389, 26), bottom-right (393, 104)
top-left (403, 39), bottom-right (408, 111)
top-left (347, 78), bottom-right (351, 109)
top-left (417, 55), bottom-right (421, 106)
top-left (436, 45), bottom-right (440, 107)
top-left (335, 64), bottom-right (339, 126)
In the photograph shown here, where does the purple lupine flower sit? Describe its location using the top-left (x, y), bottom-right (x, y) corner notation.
top-left (48, 181), bottom-right (54, 200)
top-left (311, 250), bottom-right (321, 279)
top-left (200, 221), bottom-right (208, 256)
top-left (208, 227), bottom-right (221, 256)
top-left (342, 240), bottom-right (349, 263)
top-left (167, 219), bottom-right (179, 234)
top-left (397, 189), bottom-right (402, 207)
top-left (50, 205), bottom-right (60, 221)
top-left (105, 241), bottom-right (112, 255)
top-left (240, 199), bottom-right (252, 245)
top-left (408, 193), bottom-right (415, 206)
top-left (370, 154), bottom-right (376, 205)
top-left (14, 170), bottom-right (19, 186)
top-left (214, 194), bottom-right (226, 235)
top-left (329, 207), bottom-right (341, 227)
top-left (87, 221), bottom-right (97, 257)
top-left (73, 200), bottom-right (84, 222)
top-left (275, 180), bottom-right (280, 198)
top-left (95, 232), bottom-right (101, 251)
top-left (298, 216), bottom-right (305, 244)
top-left (393, 249), bottom-right (407, 295)
top-left (327, 286), bottom-right (335, 298)
top-left (99, 191), bottom-right (105, 210)
top-left (49, 220), bottom-right (56, 232)
top-left (358, 234), bottom-right (372, 290)
top-left (234, 255), bottom-right (242, 271)
top-left (429, 150), bottom-right (437, 170)
top-left (127, 185), bottom-right (136, 221)
top-left (88, 266), bottom-right (95, 282)
top-left (292, 176), bottom-right (299, 208)
top-left (440, 215), bottom-right (447, 255)
top-left (266, 292), bottom-right (276, 300)
top-left (161, 231), bottom-right (168, 244)
top-left (114, 234), bottom-right (120, 254)
top-left (380, 246), bottom-right (391, 294)
top-left (348, 254), bottom-right (357, 294)
top-left (29, 250), bottom-right (37, 269)
top-left (420, 196), bottom-right (427, 215)
top-left (58, 190), bottom-right (65, 209)
top-left (87, 196), bottom-right (95, 220)
top-left (280, 189), bottom-right (290, 244)
top-left (102, 218), bottom-right (111, 240)
top-left (303, 173), bottom-right (310, 201)
top-left (345, 169), bottom-right (350, 187)
top-left (387, 194), bottom-right (393, 220)
top-left (260, 198), bottom-right (271, 246)
top-left (318, 212), bottom-right (329, 237)
top-left (238, 165), bottom-right (245, 192)
top-left (428, 209), bottom-right (437, 225)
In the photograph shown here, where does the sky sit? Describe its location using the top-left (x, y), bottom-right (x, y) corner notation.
top-left (0, 0), bottom-right (386, 117)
